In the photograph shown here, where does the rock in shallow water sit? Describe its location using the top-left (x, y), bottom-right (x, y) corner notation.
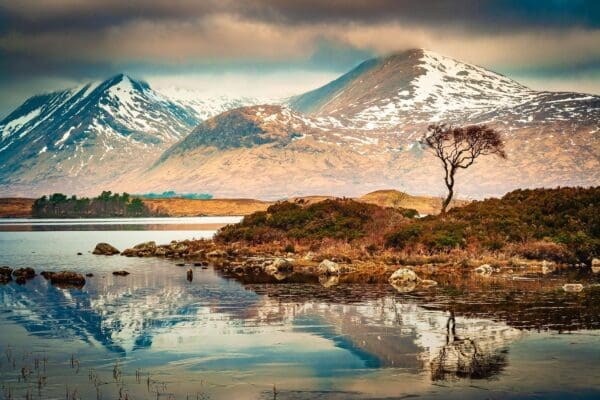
top-left (112, 270), bottom-right (130, 276)
top-left (562, 283), bottom-right (584, 292)
top-left (92, 242), bottom-right (120, 255)
top-left (389, 268), bottom-right (419, 293)
top-left (42, 271), bottom-right (86, 287)
top-left (592, 258), bottom-right (600, 274)
top-left (13, 267), bottom-right (36, 279)
top-left (317, 260), bottom-right (340, 275)
top-left (0, 266), bottom-right (13, 283)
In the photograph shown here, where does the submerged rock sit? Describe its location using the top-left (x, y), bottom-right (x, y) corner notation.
top-left (13, 267), bottom-right (36, 279)
top-left (92, 242), bottom-right (120, 255)
top-left (319, 274), bottom-right (339, 288)
top-left (42, 271), bottom-right (86, 287)
top-left (317, 260), bottom-right (340, 275)
top-left (562, 283), bottom-right (584, 292)
top-left (0, 266), bottom-right (13, 284)
top-left (420, 279), bottom-right (438, 288)
top-left (112, 270), bottom-right (130, 276)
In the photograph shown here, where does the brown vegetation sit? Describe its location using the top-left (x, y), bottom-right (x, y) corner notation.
top-left (359, 189), bottom-right (469, 215)
top-left (216, 187), bottom-right (599, 264)
top-left (0, 198), bottom-right (34, 217)
top-left (141, 197), bottom-right (271, 216)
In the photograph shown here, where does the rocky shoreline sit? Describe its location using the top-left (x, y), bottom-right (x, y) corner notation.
top-left (91, 240), bottom-right (600, 293)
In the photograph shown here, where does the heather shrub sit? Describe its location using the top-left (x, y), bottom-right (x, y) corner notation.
top-left (217, 199), bottom-right (409, 244)
top-left (515, 241), bottom-right (570, 262)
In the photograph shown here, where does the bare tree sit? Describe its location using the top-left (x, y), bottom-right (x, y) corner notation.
top-left (421, 124), bottom-right (506, 214)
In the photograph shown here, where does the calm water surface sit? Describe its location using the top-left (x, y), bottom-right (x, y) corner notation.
top-left (0, 218), bottom-right (599, 399)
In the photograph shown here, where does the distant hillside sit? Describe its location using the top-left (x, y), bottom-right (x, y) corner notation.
top-left (359, 190), bottom-right (469, 215)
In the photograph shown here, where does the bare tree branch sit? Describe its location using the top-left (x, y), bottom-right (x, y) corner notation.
top-left (420, 123), bottom-right (506, 213)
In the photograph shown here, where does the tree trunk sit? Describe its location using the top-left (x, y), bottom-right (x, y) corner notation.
top-left (441, 167), bottom-right (456, 214)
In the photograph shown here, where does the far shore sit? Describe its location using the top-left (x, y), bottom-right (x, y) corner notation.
top-left (0, 190), bottom-right (468, 219)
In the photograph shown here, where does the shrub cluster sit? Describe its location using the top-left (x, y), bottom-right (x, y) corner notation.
top-left (217, 199), bottom-right (410, 244)
top-left (385, 187), bottom-right (599, 263)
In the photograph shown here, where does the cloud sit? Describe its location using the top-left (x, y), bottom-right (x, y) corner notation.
top-left (3, 0), bottom-right (597, 31)
top-left (0, 0), bottom-right (598, 116)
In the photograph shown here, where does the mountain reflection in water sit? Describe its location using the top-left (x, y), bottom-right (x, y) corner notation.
top-left (1, 227), bottom-right (599, 399)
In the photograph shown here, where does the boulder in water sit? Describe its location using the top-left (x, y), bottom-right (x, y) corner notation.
top-left (112, 270), bottom-right (130, 276)
top-left (592, 258), bottom-right (600, 274)
top-left (13, 267), bottom-right (35, 279)
top-left (389, 268), bottom-right (420, 293)
top-left (317, 260), bottom-right (340, 275)
top-left (0, 266), bottom-right (13, 284)
top-left (92, 243), bottom-right (120, 255)
top-left (42, 271), bottom-right (86, 288)
top-left (562, 283), bottom-right (584, 292)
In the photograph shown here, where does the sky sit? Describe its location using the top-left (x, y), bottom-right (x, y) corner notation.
top-left (0, 0), bottom-right (599, 118)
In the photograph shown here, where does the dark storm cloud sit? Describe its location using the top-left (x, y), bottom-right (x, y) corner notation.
top-left (0, 0), bottom-right (598, 117)
top-left (242, 0), bottom-right (600, 30)
top-left (1, 0), bottom-right (597, 34)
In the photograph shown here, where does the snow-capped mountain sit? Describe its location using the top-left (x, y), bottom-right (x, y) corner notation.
top-left (0, 73), bottom-right (203, 194)
top-left (290, 48), bottom-right (599, 130)
top-left (141, 49), bottom-right (599, 199)
top-left (1, 49), bottom-right (598, 198)
top-left (155, 86), bottom-right (259, 121)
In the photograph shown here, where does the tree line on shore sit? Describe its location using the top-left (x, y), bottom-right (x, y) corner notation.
top-left (32, 191), bottom-right (153, 217)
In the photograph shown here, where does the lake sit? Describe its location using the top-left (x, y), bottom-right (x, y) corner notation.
top-left (0, 218), bottom-right (599, 399)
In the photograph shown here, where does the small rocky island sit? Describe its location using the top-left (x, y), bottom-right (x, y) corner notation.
top-left (92, 187), bottom-right (599, 292)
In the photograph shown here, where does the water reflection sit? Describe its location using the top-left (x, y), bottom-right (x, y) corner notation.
top-left (1, 270), bottom-right (524, 381)
top-left (1, 227), bottom-right (599, 399)
top-left (0, 217), bottom-right (241, 232)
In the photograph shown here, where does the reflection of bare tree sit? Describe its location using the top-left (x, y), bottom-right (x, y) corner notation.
top-left (430, 311), bottom-right (507, 381)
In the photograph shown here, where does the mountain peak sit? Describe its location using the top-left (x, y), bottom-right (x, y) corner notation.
top-left (290, 47), bottom-right (534, 128)
top-left (102, 73), bottom-right (149, 93)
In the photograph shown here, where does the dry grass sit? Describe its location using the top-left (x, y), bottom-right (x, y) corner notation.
top-left (0, 198), bottom-right (34, 217)
top-left (141, 197), bottom-right (272, 216)
top-left (358, 189), bottom-right (470, 215)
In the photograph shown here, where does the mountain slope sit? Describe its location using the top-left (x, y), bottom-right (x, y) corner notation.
top-left (0, 74), bottom-right (201, 195)
top-left (142, 49), bottom-right (599, 199)
top-left (1, 49), bottom-right (598, 199)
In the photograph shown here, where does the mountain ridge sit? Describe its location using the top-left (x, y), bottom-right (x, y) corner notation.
top-left (142, 49), bottom-right (599, 199)
top-left (1, 49), bottom-right (599, 198)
